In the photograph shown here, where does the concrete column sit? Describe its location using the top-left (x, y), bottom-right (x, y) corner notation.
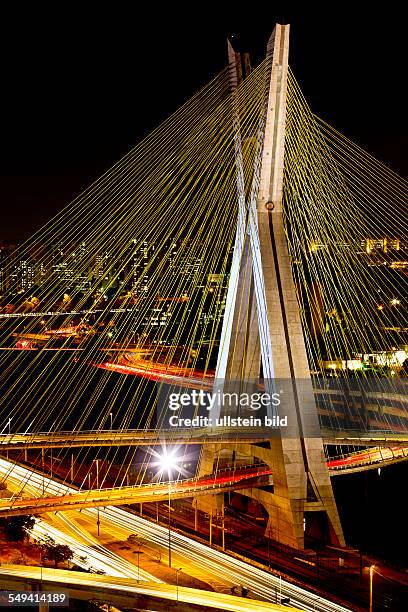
top-left (253, 24), bottom-right (344, 548)
top-left (209, 508), bottom-right (213, 546)
top-left (196, 24), bottom-right (345, 549)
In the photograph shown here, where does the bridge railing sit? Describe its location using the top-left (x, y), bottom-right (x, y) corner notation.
top-left (0, 427), bottom-right (244, 439)
top-left (75, 463), bottom-right (271, 494)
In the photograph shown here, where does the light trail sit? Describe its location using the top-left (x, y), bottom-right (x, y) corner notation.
top-left (327, 445), bottom-right (408, 472)
top-left (0, 308), bottom-right (135, 319)
top-left (1, 461), bottom-right (160, 581)
top-left (0, 458), bottom-right (351, 611)
top-left (0, 565), bottom-right (303, 612)
top-left (0, 465), bottom-right (273, 516)
top-left (2, 429), bottom-right (407, 474)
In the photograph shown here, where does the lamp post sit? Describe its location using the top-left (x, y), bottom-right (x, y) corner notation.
top-left (135, 543), bottom-right (142, 582)
top-left (94, 459), bottom-right (100, 489)
top-left (39, 548), bottom-right (43, 583)
top-left (221, 506), bottom-right (225, 551)
top-left (93, 459), bottom-right (101, 536)
top-left (168, 483), bottom-right (172, 568)
top-left (175, 567), bottom-right (182, 601)
top-left (109, 412), bottom-right (113, 430)
top-left (369, 565), bottom-right (375, 612)
top-left (153, 448), bottom-right (183, 569)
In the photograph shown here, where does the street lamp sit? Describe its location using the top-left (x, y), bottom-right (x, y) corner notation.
top-left (109, 412), bottom-right (113, 430)
top-left (175, 567), bottom-right (182, 601)
top-left (154, 448), bottom-right (183, 568)
top-left (42, 449), bottom-right (45, 496)
top-left (39, 548), bottom-right (43, 583)
top-left (168, 485), bottom-right (172, 567)
top-left (93, 459), bottom-right (101, 536)
top-left (93, 459), bottom-right (100, 489)
top-left (135, 543), bottom-right (142, 582)
top-left (8, 418), bottom-right (11, 435)
top-left (369, 565), bottom-right (375, 612)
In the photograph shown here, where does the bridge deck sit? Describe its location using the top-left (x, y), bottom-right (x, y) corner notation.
top-left (2, 440), bottom-right (408, 517)
top-left (0, 466), bottom-right (272, 517)
top-left (0, 565), bottom-right (301, 611)
top-left (2, 427), bottom-right (408, 450)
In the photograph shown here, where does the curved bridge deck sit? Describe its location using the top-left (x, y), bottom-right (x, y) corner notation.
top-left (2, 427), bottom-right (408, 450)
top-left (2, 441), bottom-right (408, 517)
top-left (0, 465), bottom-right (272, 517)
top-left (0, 565), bottom-right (301, 612)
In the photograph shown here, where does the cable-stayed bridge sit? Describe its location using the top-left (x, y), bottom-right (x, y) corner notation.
top-left (0, 23), bottom-right (407, 551)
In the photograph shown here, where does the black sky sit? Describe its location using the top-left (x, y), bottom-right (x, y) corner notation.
top-left (0, 4), bottom-right (406, 241)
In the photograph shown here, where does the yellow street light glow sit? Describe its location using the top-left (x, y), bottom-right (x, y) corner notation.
top-left (369, 564), bottom-right (375, 612)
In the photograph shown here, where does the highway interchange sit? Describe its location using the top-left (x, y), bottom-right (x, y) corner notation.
top-left (0, 457), bottom-right (351, 611)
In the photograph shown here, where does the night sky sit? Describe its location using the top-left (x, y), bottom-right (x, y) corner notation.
top-left (0, 5), bottom-right (406, 241)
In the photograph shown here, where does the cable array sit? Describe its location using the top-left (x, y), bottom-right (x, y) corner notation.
top-left (283, 69), bottom-right (407, 437)
top-left (0, 58), bottom-right (269, 492)
top-left (0, 57), bottom-right (406, 497)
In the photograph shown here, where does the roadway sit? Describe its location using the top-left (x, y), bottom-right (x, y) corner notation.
top-left (20, 513), bottom-right (160, 581)
top-left (327, 445), bottom-right (408, 474)
top-left (0, 565), bottom-right (302, 612)
top-left (3, 428), bottom-right (408, 450)
top-left (2, 429), bottom-right (408, 477)
top-left (0, 428), bottom-right (280, 449)
top-left (0, 465), bottom-right (272, 516)
top-left (3, 441), bottom-right (408, 517)
top-left (0, 458), bottom-right (352, 612)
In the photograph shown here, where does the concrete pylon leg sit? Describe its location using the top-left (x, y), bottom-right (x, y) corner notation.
top-left (196, 25), bottom-right (345, 549)
top-left (241, 485), bottom-right (304, 549)
top-left (194, 445), bottom-right (225, 516)
top-left (253, 24), bottom-right (343, 548)
top-left (195, 41), bottom-right (259, 515)
top-left (234, 440), bottom-right (344, 548)
top-left (225, 240), bottom-right (260, 382)
top-left (197, 444), bottom-right (217, 476)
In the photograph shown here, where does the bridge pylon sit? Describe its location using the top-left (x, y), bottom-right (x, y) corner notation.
top-left (195, 24), bottom-right (345, 550)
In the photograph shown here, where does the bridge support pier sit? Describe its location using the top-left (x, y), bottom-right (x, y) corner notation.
top-left (197, 440), bottom-right (343, 549)
top-left (239, 484), bottom-right (343, 549)
top-left (31, 582), bottom-right (49, 612)
top-left (239, 441), bottom-right (343, 548)
top-left (195, 24), bottom-right (345, 550)
top-left (193, 444), bottom-right (224, 528)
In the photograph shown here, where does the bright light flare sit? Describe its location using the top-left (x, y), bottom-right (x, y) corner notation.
top-left (147, 445), bottom-right (190, 481)
top-left (157, 448), bottom-right (182, 479)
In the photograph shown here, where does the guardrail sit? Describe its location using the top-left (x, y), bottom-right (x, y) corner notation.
top-left (78, 462), bottom-right (271, 493)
